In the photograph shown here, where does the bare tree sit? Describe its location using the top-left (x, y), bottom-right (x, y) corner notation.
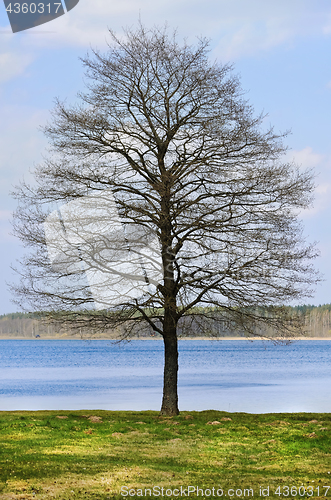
top-left (11, 24), bottom-right (319, 415)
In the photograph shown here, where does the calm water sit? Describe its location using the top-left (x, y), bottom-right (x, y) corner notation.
top-left (0, 339), bottom-right (330, 413)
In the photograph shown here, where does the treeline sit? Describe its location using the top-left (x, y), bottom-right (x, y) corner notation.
top-left (0, 313), bottom-right (60, 338)
top-left (0, 305), bottom-right (331, 338)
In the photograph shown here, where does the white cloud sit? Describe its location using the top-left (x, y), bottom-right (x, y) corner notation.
top-left (0, 210), bottom-right (12, 221)
top-left (0, 105), bottom-right (49, 201)
top-left (214, 23), bottom-right (291, 61)
top-left (322, 10), bottom-right (331, 35)
top-left (287, 147), bottom-right (331, 219)
top-left (0, 212), bottom-right (15, 242)
top-left (210, 0), bottom-right (330, 60)
top-left (0, 52), bottom-right (33, 83)
top-left (287, 147), bottom-right (324, 170)
top-left (12, 0), bottom-right (330, 60)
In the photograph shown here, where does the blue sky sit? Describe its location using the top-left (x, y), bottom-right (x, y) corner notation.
top-left (0, 0), bottom-right (331, 314)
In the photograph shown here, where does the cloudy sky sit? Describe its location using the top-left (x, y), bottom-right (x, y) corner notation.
top-left (0, 0), bottom-right (331, 314)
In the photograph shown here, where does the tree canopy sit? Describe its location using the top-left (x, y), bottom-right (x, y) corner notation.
top-left (12, 24), bottom-right (319, 415)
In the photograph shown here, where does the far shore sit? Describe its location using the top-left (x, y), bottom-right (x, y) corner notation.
top-left (0, 335), bottom-right (330, 341)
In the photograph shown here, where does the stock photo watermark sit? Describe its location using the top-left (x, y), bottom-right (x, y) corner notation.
top-left (120, 484), bottom-right (331, 497)
top-left (44, 189), bottom-right (163, 309)
top-left (3, 0), bottom-right (79, 33)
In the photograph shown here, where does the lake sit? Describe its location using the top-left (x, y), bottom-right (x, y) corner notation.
top-left (0, 339), bottom-right (330, 413)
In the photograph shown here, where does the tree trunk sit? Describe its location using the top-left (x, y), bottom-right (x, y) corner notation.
top-left (160, 331), bottom-right (179, 416)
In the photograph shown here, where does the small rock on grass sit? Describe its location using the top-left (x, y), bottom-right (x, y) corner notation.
top-left (88, 416), bottom-right (103, 423)
top-left (306, 432), bottom-right (318, 438)
top-left (112, 432), bottom-right (123, 438)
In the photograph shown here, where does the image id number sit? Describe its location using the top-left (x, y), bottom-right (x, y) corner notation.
top-left (275, 485), bottom-right (330, 496)
top-left (5, 3), bottom-right (62, 14)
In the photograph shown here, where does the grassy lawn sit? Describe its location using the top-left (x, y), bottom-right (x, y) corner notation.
top-left (0, 410), bottom-right (330, 499)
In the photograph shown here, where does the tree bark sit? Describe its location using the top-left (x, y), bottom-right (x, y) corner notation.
top-left (160, 329), bottom-right (179, 416)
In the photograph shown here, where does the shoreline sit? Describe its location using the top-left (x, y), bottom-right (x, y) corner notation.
top-left (0, 336), bottom-right (330, 341)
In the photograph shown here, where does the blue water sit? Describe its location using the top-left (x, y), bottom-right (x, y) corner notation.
top-left (0, 339), bottom-right (330, 413)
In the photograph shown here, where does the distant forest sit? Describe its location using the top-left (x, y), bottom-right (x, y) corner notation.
top-left (0, 305), bottom-right (331, 338)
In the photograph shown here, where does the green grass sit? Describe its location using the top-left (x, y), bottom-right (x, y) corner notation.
top-left (0, 410), bottom-right (330, 499)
